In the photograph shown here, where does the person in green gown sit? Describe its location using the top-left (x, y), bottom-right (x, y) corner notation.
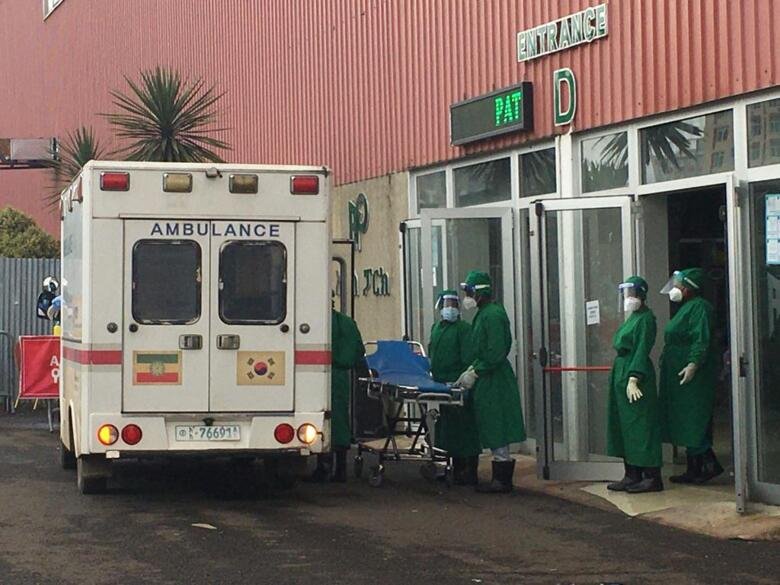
top-left (606, 276), bottom-right (663, 493)
top-left (658, 268), bottom-right (724, 484)
top-left (308, 308), bottom-right (366, 483)
top-left (429, 289), bottom-right (481, 485)
top-left (456, 271), bottom-right (526, 493)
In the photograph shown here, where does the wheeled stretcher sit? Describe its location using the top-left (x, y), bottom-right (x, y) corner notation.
top-left (354, 340), bottom-right (467, 487)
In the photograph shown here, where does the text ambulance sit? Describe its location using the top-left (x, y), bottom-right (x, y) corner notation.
top-left (58, 161), bottom-right (332, 494)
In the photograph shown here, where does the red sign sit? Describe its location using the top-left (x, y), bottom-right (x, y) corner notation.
top-left (18, 335), bottom-right (60, 399)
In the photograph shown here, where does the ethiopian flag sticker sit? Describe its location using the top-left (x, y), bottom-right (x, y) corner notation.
top-left (237, 351), bottom-right (286, 386)
top-left (133, 351), bottom-right (182, 385)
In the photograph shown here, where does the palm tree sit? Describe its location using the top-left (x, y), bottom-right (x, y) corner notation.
top-left (104, 66), bottom-right (230, 162)
top-left (45, 126), bottom-right (104, 208)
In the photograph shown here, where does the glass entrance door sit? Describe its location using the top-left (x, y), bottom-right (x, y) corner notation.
top-left (531, 197), bottom-right (634, 480)
top-left (419, 209), bottom-right (515, 347)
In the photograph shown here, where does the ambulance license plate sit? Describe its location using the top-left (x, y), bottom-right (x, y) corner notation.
top-left (174, 425), bottom-right (241, 442)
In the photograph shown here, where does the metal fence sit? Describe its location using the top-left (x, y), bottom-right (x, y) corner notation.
top-left (0, 256), bottom-right (60, 410)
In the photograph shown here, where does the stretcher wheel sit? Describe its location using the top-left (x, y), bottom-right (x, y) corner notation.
top-left (368, 464), bottom-right (384, 487)
top-left (353, 455), bottom-right (364, 478)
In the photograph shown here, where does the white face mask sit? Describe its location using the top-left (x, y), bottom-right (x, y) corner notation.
top-left (440, 307), bottom-right (459, 322)
top-left (668, 287), bottom-right (683, 303)
top-left (462, 296), bottom-right (477, 311)
top-left (624, 297), bottom-right (642, 313)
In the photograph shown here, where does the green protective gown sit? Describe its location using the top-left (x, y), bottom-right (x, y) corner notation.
top-left (470, 302), bottom-right (527, 449)
top-left (658, 296), bottom-right (717, 448)
top-left (606, 306), bottom-right (662, 467)
top-left (331, 309), bottom-right (366, 449)
top-left (429, 319), bottom-right (481, 457)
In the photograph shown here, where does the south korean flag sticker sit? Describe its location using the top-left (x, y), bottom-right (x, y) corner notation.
top-left (236, 351), bottom-right (286, 386)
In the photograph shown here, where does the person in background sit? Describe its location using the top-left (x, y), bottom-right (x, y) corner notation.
top-left (457, 271), bottom-right (526, 494)
top-left (606, 276), bottom-right (663, 493)
top-left (308, 308), bottom-right (367, 483)
top-left (429, 290), bottom-right (480, 485)
top-left (659, 268), bottom-right (723, 484)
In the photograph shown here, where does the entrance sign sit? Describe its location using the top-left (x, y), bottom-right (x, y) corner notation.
top-left (765, 194), bottom-right (780, 264)
top-left (554, 68), bottom-right (577, 126)
top-left (517, 3), bottom-right (608, 62)
top-left (450, 82), bottom-right (534, 146)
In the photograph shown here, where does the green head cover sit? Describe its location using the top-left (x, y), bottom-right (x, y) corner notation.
top-left (623, 275), bottom-right (649, 300)
top-left (461, 270), bottom-right (493, 296)
top-left (679, 267), bottom-right (705, 290)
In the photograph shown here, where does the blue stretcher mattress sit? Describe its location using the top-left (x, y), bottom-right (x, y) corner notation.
top-left (365, 340), bottom-right (452, 393)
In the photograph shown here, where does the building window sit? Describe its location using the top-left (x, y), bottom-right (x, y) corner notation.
top-left (519, 148), bottom-right (556, 197)
top-left (454, 158), bottom-right (510, 207)
top-left (416, 171), bottom-right (446, 212)
top-left (641, 110), bottom-right (734, 184)
top-left (580, 131), bottom-right (629, 193)
top-left (715, 127), bottom-right (729, 143)
top-left (43, 0), bottom-right (64, 17)
top-left (748, 98), bottom-right (780, 168)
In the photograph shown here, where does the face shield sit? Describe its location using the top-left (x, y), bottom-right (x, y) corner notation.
top-left (660, 271), bottom-right (685, 295)
top-left (618, 282), bottom-right (642, 314)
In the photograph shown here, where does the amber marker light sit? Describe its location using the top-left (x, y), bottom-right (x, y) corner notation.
top-left (97, 424), bottom-right (119, 446)
top-left (297, 423), bottom-right (318, 445)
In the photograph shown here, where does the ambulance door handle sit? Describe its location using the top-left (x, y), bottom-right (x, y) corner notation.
top-left (216, 334), bottom-right (240, 350)
top-left (179, 334), bottom-right (203, 350)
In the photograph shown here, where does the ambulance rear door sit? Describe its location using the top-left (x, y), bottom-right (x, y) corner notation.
top-left (123, 220), bottom-right (211, 412)
top-left (208, 220), bottom-right (295, 412)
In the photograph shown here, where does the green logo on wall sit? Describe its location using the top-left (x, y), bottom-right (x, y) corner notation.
top-left (348, 192), bottom-right (369, 251)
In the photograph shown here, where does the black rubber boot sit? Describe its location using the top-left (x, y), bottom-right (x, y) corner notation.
top-left (693, 449), bottom-right (724, 484)
top-left (669, 455), bottom-right (701, 484)
top-left (476, 460), bottom-right (514, 493)
top-left (304, 453), bottom-right (332, 483)
top-left (332, 449), bottom-right (348, 483)
top-left (454, 456), bottom-right (479, 486)
top-left (607, 462), bottom-right (642, 491)
top-left (625, 467), bottom-right (664, 493)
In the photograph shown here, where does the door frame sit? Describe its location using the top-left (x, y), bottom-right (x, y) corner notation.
top-left (531, 195), bottom-right (634, 481)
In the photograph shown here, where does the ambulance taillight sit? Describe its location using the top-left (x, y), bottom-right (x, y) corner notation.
top-left (100, 172), bottom-right (130, 191)
top-left (290, 175), bottom-right (319, 195)
top-left (121, 424), bottom-right (143, 445)
top-left (274, 423), bottom-right (295, 444)
top-left (97, 424), bottom-right (119, 446)
top-left (297, 423), bottom-right (318, 445)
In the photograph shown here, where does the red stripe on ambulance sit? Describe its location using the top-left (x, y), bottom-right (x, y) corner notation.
top-left (295, 350), bottom-right (331, 365)
top-left (63, 346), bottom-right (123, 366)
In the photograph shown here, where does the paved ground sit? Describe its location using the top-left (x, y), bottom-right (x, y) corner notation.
top-left (1, 411), bottom-right (779, 585)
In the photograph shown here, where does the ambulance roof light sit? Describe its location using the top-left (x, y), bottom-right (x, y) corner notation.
top-left (290, 175), bottom-right (319, 195)
top-left (163, 173), bottom-right (193, 193)
top-left (229, 174), bottom-right (259, 194)
top-left (100, 172), bottom-right (130, 191)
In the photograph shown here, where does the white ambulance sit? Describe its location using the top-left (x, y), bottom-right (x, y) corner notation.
top-left (58, 161), bottom-right (333, 494)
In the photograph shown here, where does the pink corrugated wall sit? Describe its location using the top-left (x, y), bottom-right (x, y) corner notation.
top-left (1, 0), bottom-right (779, 234)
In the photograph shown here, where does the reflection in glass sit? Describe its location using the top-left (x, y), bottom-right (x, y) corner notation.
top-left (520, 148), bottom-right (556, 197)
top-left (581, 132), bottom-right (629, 192)
top-left (454, 158), bottom-right (511, 207)
top-left (750, 180), bottom-right (780, 484)
top-left (519, 209), bottom-right (535, 437)
top-left (641, 110), bottom-right (734, 184)
top-left (582, 208), bottom-right (623, 457)
top-left (416, 171), bottom-right (446, 212)
top-left (405, 226), bottom-right (424, 343)
top-left (748, 98), bottom-right (780, 168)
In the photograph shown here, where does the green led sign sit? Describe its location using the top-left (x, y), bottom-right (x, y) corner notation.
top-left (450, 82), bottom-right (533, 146)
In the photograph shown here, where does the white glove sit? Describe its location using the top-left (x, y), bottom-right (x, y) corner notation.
top-left (456, 366), bottom-right (478, 390)
top-left (678, 362), bottom-right (697, 385)
top-left (626, 376), bottom-right (643, 403)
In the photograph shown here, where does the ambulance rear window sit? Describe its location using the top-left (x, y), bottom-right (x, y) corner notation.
top-left (219, 241), bottom-right (287, 324)
top-left (132, 240), bottom-right (201, 324)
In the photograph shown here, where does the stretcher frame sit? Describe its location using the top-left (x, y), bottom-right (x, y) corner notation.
top-left (354, 341), bottom-right (467, 487)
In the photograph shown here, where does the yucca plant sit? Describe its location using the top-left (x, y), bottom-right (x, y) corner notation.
top-left (104, 66), bottom-right (230, 163)
top-left (45, 126), bottom-right (104, 208)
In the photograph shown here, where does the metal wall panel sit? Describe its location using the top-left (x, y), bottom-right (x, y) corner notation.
top-left (1, 0), bottom-right (779, 234)
top-left (0, 257), bottom-right (60, 404)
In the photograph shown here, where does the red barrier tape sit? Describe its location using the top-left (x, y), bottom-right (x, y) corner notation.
top-left (543, 366), bottom-right (611, 373)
